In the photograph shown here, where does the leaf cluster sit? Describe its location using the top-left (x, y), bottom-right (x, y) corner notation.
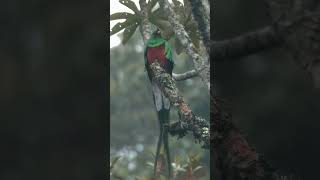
top-left (110, 0), bottom-right (201, 53)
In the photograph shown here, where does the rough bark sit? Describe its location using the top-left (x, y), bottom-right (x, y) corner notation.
top-left (211, 97), bottom-right (303, 180)
top-left (188, 0), bottom-right (210, 55)
top-left (139, 0), bottom-right (153, 42)
top-left (159, 0), bottom-right (210, 90)
top-left (211, 97), bottom-right (273, 180)
top-left (138, 0), bottom-right (210, 148)
top-left (149, 61), bottom-right (210, 148)
top-left (172, 70), bottom-right (198, 81)
top-left (120, 0), bottom-right (315, 179)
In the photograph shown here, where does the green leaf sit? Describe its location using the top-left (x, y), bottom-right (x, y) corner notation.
top-left (110, 12), bottom-right (135, 20)
top-left (150, 8), bottom-right (168, 21)
top-left (110, 19), bottom-right (138, 36)
top-left (119, 0), bottom-right (140, 14)
top-left (148, 18), bottom-right (169, 31)
top-left (149, 13), bottom-right (173, 39)
top-left (122, 22), bottom-right (139, 44)
top-left (172, 0), bottom-right (183, 7)
top-left (148, 0), bottom-right (158, 12)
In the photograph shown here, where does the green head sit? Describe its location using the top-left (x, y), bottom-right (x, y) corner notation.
top-left (144, 27), bottom-right (174, 68)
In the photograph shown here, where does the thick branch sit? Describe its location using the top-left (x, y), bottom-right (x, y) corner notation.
top-left (211, 12), bottom-right (320, 61)
top-left (188, 0), bottom-right (210, 54)
top-left (159, 0), bottom-right (210, 90)
top-left (211, 26), bottom-right (283, 61)
top-left (139, 0), bottom-right (153, 42)
top-left (149, 61), bottom-right (210, 148)
top-left (211, 97), bottom-right (302, 180)
top-left (172, 70), bottom-right (198, 81)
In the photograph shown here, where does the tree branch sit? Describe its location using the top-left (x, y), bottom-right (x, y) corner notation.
top-left (172, 70), bottom-right (198, 81)
top-left (188, 0), bottom-right (210, 55)
top-left (138, 0), bottom-right (209, 147)
top-left (139, 0), bottom-right (153, 42)
top-left (211, 97), bottom-right (302, 180)
top-left (159, 0), bottom-right (210, 90)
top-left (149, 61), bottom-right (210, 148)
top-left (211, 11), bottom-right (320, 62)
top-left (209, 7), bottom-right (319, 180)
top-left (211, 25), bottom-right (283, 61)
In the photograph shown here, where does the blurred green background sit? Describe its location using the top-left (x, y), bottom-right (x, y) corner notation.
top-left (110, 31), bottom-right (210, 179)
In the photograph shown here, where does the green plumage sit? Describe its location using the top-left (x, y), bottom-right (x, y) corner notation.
top-left (144, 36), bottom-right (174, 68)
top-left (145, 30), bottom-right (174, 179)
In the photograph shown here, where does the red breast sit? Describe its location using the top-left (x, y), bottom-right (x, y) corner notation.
top-left (147, 45), bottom-right (167, 65)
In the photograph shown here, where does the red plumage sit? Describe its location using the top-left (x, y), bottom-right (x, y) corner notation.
top-left (147, 45), bottom-right (167, 64)
top-left (146, 44), bottom-right (173, 82)
top-left (145, 38), bottom-right (173, 178)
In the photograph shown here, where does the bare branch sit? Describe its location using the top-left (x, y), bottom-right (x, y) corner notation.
top-left (211, 12), bottom-right (320, 61)
top-left (172, 70), bottom-right (198, 81)
top-left (211, 26), bottom-right (283, 61)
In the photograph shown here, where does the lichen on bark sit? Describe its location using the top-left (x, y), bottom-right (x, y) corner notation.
top-left (149, 61), bottom-right (210, 148)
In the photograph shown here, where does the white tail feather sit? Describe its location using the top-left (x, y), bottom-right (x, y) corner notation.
top-left (152, 82), bottom-right (170, 111)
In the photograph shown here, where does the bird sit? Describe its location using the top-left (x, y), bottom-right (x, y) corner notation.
top-left (144, 28), bottom-right (174, 179)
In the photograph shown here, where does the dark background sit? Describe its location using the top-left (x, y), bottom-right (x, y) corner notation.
top-left (0, 0), bottom-right (108, 179)
top-left (214, 0), bottom-right (320, 180)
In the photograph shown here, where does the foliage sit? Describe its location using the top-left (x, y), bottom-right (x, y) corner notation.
top-left (109, 0), bottom-right (201, 53)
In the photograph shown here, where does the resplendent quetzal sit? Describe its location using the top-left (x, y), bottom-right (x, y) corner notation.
top-left (144, 28), bottom-right (174, 178)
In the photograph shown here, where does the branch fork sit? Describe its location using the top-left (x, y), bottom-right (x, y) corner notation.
top-left (149, 60), bottom-right (210, 148)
